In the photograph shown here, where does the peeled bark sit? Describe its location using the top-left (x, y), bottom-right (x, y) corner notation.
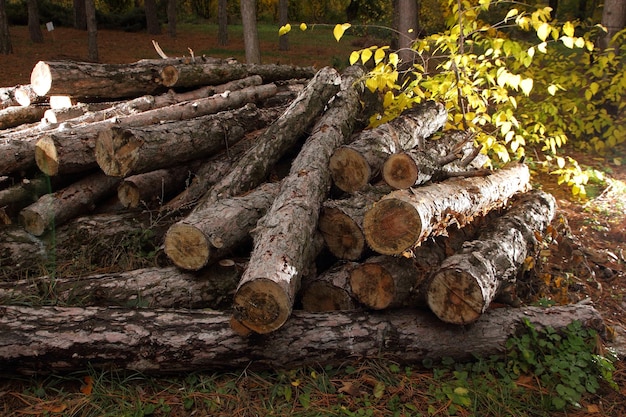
top-left (364, 163), bottom-right (531, 255)
top-left (329, 101), bottom-right (447, 193)
top-left (164, 182), bottom-right (281, 271)
top-left (18, 172), bottom-right (121, 236)
top-left (428, 190), bottom-right (557, 325)
top-left (231, 66), bottom-right (364, 334)
top-left (0, 303), bottom-right (605, 374)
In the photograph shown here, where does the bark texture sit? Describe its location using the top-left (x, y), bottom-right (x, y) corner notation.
top-left (0, 104), bottom-right (46, 130)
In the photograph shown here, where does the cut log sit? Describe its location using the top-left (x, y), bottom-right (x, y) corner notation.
top-left (319, 185), bottom-right (391, 261)
top-left (0, 86), bottom-right (20, 109)
top-left (0, 176), bottom-right (50, 217)
top-left (18, 172), bottom-right (121, 236)
top-left (329, 101), bottom-right (448, 193)
top-left (164, 181), bottom-right (282, 271)
top-left (300, 261), bottom-right (360, 312)
top-left (0, 303), bottom-right (605, 374)
top-left (0, 104), bottom-right (47, 130)
top-left (0, 263), bottom-right (241, 310)
top-left (427, 189), bottom-right (557, 325)
top-left (14, 84), bottom-right (46, 107)
top-left (382, 130), bottom-right (489, 190)
top-left (363, 163), bottom-right (531, 255)
top-left (231, 66), bottom-right (364, 334)
top-left (95, 102), bottom-right (278, 177)
top-left (0, 225), bottom-right (48, 276)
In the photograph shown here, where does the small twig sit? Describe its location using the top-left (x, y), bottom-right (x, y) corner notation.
top-left (151, 40), bottom-right (168, 59)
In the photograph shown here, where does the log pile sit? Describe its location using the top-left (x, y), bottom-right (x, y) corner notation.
top-left (0, 56), bottom-right (604, 374)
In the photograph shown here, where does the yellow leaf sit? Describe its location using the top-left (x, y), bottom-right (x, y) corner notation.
top-left (374, 47), bottom-right (386, 64)
top-left (365, 77), bottom-right (378, 93)
top-left (589, 82), bottom-right (599, 95)
top-left (505, 8), bottom-right (519, 20)
top-left (520, 78), bottom-right (533, 95)
top-left (278, 23), bottom-right (291, 36)
top-left (333, 23), bottom-right (351, 42)
top-left (527, 46), bottom-right (535, 58)
top-left (349, 51), bottom-right (360, 65)
top-left (563, 21), bottom-right (575, 37)
top-left (537, 22), bottom-right (550, 42)
top-left (388, 52), bottom-right (399, 68)
top-left (574, 37), bottom-right (585, 48)
top-left (547, 84), bottom-right (557, 95)
top-left (561, 36), bottom-right (574, 48)
top-left (300, 22), bottom-right (307, 31)
top-left (556, 156), bottom-right (565, 168)
top-left (361, 48), bottom-right (372, 64)
top-left (537, 42), bottom-right (547, 53)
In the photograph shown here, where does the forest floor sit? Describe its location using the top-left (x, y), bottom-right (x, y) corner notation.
top-left (1, 24), bottom-right (625, 416)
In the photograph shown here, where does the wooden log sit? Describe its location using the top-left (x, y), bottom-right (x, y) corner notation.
top-left (0, 263), bottom-right (241, 309)
top-left (0, 225), bottom-right (47, 276)
top-left (0, 104), bottom-right (47, 130)
top-left (18, 172), bottom-right (121, 236)
top-left (0, 303), bottom-right (605, 374)
top-left (36, 84), bottom-right (278, 176)
top-left (0, 86), bottom-right (20, 109)
top-left (319, 185), bottom-right (391, 261)
top-left (95, 102), bottom-right (278, 177)
top-left (329, 101), bottom-right (448, 193)
top-left (0, 176), bottom-right (50, 217)
top-left (382, 130), bottom-right (489, 189)
top-left (164, 182), bottom-right (282, 270)
top-left (14, 84), bottom-right (46, 107)
top-left (427, 190), bottom-right (557, 325)
top-left (300, 261), bottom-right (360, 312)
top-left (231, 66), bottom-right (365, 334)
top-left (363, 163), bottom-right (531, 256)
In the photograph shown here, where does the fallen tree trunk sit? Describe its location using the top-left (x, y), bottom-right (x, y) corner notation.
top-left (231, 66), bottom-right (365, 334)
top-left (329, 101), bottom-right (448, 193)
top-left (427, 189), bottom-right (557, 325)
top-left (0, 263), bottom-right (241, 310)
top-left (0, 104), bottom-right (47, 130)
top-left (0, 303), bottom-right (605, 374)
top-left (363, 163), bottom-right (531, 255)
top-left (18, 172), bottom-right (121, 236)
top-left (164, 181), bottom-right (282, 271)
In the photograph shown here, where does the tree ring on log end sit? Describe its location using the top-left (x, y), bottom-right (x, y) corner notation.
top-left (318, 207), bottom-right (364, 260)
top-left (427, 270), bottom-right (483, 324)
top-left (163, 223), bottom-right (211, 271)
top-left (329, 147), bottom-right (371, 193)
top-left (95, 127), bottom-right (141, 177)
top-left (350, 263), bottom-right (394, 310)
top-left (31, 61), bottom-right (52, 96)
top-left (232, 279), bottom-right (290, 334)
top-left (160, 66), bottom-right (179, 87)
top-left (363, 198), bottom-right (422, 255)
top-left (383, 153), bottom-right (418, 190)
top-left (35, 136), bottom-right (59, 176)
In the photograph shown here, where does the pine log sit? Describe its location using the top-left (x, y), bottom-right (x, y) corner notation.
top-left (0, 263), bottom-right (241, 309)
top-left (36, 84), bottom-right (278, 176)
top-left (164, 182), bottom-right (282, 271)
top-left (0, 86), bottom-right (20, 109)
top-left (0, 104), bottom-right (47, 130)
top-left (0, 177), bottom-right (50, 217)
top-left (329, 101), bottom-right (448, 193)
top-left (95, 102), bottom-right (278, 177)
top-left (363, 163), bottom-right (531, 255)
top-left (300, 261), bottom-right (360, 312)
top-left (319, 185), bottom-right (391, 261)
top-left (18, 172), bottom-right (121, 236)
top-left (427, 190), bottom-right (557, 325)
top-left (382, 130), bottom-right (488, 189)
top-left (231, 66), bottom-right (364, 334)
top-left (14, 84), bottom-right (46, 107)
top-left (0, 303), bottom-right (605, 374)
top-left (0, 225), bottom-right (47, 276)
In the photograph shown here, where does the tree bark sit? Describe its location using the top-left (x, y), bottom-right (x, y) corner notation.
top-left (73, 0), bottom-right (87, 30)
top-left (394, 0), bottom-right (418, 66)
top-left (278, 0), bottom-right (289, 51)
top-left (329, 101), bottom-right (448, 193)
top-left (241, 0), bottom-right (261, 64)
top-left (27, 0), bottom-right (44, 43)
top-left (427, 190), bottom-right (557, 325)
top-left (218, 0), bottom-right (228, 45)
top-left (167, 0), bottom-right (177, 37)
top-left (0, 176), bottom-right (50, 220)
top-left (164, 181), bottom-right (281, 271)
top-left (0, 0), bottom-right (12, 55)
top-left (18, 172), bottom-right (121, 236)
top-left (94, 101), bottom-right (278, 177)
top-left (0, 86), bottom-right (19, 109)
top-left (363, 163), bottom-right (531, 255)
top-left (145, 0), bottom-right (161, 35)
top-left (0, 264), bottom-right (241, 310)
top-left (0, 303), bottom-right (605, 374)
top-left (0, 225), bottom-right (47, 276)
top-left (0, 104), bottom-right (47, 130)
top-left (85, 0), bottom-right (98, 61)
top-left (599, 0), bottom-right (626, 49)
top-left (231, 67), bottom-right (365, 334)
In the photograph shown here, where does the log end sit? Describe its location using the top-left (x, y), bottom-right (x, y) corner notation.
top-left (18, 208), bottom-right (46, 236)
top-left (164, 223), bottom-right (211, 271)
top-left (117, 181), bottom-right (140, 208)
top-left (160, 65), bottom-right (179, 88)
top-left (301, 281), bottom-right (357, 312)
top-left (383, 153), bottom-right (418, 190)
top-left (363, 197), bottom-right (422, 255)
top-left (318, 207), bottom-right (365, 261)
top-left (35, 136), bottom-right (59, 176)
top-left (349, 263), bottom-right (394, 310)
top-left (427, 269), bottom-right (484, 325)
top-left (232, 278), bottom-right (291, 334)
top-left (30, 61), bottom-right (52, 97)
top-left (95, 127), bottom-right (140, 177)
top-left (329, 147), bottom-right (371, 193)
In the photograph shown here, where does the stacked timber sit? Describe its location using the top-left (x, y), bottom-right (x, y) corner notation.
top-left (0, 56), bottom-right (601, 374)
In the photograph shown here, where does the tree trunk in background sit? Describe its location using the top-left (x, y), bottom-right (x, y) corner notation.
top-left (145, 0), bottom-right (161, 35)
top-left (0, 0), bottom-right (12, 55)
top-left (218, 0), bottom-right (228, 45)
top-left (73, 0), bottom-right (87, 30)
top-left (85, 0), bottom-right (98, 61)
top-left (167, 0), bottom-right (176, 37)
top-left (279, 0), bottom-right (288, 51)
top-left (241, 0), bottom-right (261, 64)
top-left (394, 0), bottom-right (418, 66)
top-left (27, 0), bottom-right (43, 43)
top-left (599, 0), bottom-right (626, 48)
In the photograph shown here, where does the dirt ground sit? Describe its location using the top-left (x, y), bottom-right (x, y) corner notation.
top-left (1, 23), bottom-right (626, 415)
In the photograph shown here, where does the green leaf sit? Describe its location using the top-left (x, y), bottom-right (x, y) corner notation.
top-left (333, 23), bottom-right (351, 42)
